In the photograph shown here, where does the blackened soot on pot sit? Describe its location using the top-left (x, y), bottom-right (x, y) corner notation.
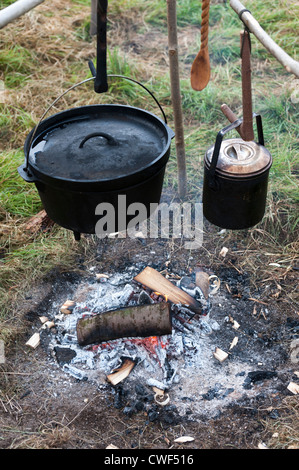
top-left (30, 115), bottom-right (166, 182)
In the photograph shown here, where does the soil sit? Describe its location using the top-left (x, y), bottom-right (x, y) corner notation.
top-left (1, 189), bottom-right (298, 450)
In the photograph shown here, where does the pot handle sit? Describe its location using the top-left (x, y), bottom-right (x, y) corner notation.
top-left (79, 131), bottom-right (118, 148)
top-left (94, 0), bottom-right (108, 94)
top-left (208, 113), bottom-right (264, 187)
top-left (24, 74), bottom-right (170, 174)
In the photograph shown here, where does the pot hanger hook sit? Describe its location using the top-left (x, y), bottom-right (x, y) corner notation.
top-left (94, 0), bottom-right (108, 94)
top-left (240, 23), bottom-right (251, 58)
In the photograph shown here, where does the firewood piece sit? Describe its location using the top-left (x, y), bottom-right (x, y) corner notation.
top-left (60, 300), bottom-right (76, 314)
top-left (76, 302), bottom-right (172, 347)
top-left (229, 336), bottom-right (239, 350)
top-left (195, 269), bottom-right (210, 299)
top-left (134, 267), bottom-right (201, 313)
top-left (95, 273), bottom-right (109, 281)
top-left (41, 321), bottom-right (55, 329)
top-left (25, 332), bottom-right (40, 349)
top-left (287, 382), bottom-right (299, 395)
top-left (219, 247), bottom-right (228, 258)
top-left (107, 357), bottom-right (136, 385)
top-left (213, 347), bottom-right (228, 363)
top-left (39, 316), bottom-right (49, 324)
top-left (25, 210), bottom-right (54, 233)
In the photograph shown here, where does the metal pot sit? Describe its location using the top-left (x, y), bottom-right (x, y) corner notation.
top-left (18, 1), bottom-right (174, 240)
top-left (203, 29), bottom-right (272, 230)
top-left (202, 114), bottom-right (272, 229)
top-left (18, 88), bottom-right (174, 240)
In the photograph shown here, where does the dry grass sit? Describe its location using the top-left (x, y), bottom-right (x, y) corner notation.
top-left (262, 396), bottom-right (299, 449)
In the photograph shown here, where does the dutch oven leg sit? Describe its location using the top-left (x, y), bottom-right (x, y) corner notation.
top-left (73, 231), bottom-right (81, 241)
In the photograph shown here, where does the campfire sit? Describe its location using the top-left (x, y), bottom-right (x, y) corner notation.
top-left (24, 257), bottom-right (293, 422)
top-left (49, 265), bottom-right (217, 391)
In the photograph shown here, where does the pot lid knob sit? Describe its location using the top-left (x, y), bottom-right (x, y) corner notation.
top-left (226, 143), bottom-right (253, 161)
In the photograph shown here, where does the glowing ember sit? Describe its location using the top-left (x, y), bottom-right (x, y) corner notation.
top-left (153, 292), bottom-right (169, 302)
top-left (87, 335), bottom-right (169, 367)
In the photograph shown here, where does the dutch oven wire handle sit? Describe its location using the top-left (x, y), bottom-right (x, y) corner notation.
top-left (24, 74), bottom-right (168, 174)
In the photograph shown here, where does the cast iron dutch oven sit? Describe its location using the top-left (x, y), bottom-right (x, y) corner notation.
top-left (18, 1), bottom-right (174, 240)
top-left (19, 88), bottom-right (174, 240)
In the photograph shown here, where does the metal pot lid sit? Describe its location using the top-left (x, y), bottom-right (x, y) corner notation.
top-left (205, 138), bottom-right (272, 176)
top-left (27, 105), bottom-right (171, 183)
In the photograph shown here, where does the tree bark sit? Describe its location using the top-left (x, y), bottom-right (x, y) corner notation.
top-left (167, 0), bottom-right (187, 198)
top-left (76, 302), bottom-right (172, 346)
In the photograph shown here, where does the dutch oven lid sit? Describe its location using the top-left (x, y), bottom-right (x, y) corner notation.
top-left (205, 138), bottom-right (272, 177)
top-left (27, 105), bottom-right (171, 183)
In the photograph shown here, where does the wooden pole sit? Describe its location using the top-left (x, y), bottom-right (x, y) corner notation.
top-left (0, 0), bottom-right (45, 29)
top-left (230, 0), bottom-right (299, 78)
top-left (167, 0), bottom-right (187, 198)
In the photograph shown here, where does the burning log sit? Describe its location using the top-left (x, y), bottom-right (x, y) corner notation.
top-left (76, 302), bottom-right (172, 347)
top-left (213, 347), bottom-right (228, 363)
top-left (134, 267), bottom-right (202, 314)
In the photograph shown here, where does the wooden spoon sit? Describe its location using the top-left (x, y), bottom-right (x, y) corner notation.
top-left (190, 0), bottom-right (211, 91)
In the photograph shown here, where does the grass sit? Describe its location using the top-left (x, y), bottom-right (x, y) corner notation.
top-left (0, 0), bottom-right (297, 304)
top-left (0, 0), bottom-right (298, 448)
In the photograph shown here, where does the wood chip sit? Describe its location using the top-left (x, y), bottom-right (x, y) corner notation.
top-left (232, 320), bottom-right (240, 330)
top-left (229, 316), bottom-right (240, 330)
top-left (41, 321), bottom-right (55, 329)
top-left (257, 442), bottom-right (268, 449)
top-left (213, 347), bottom-right (228, 363)
top-left (60, 300), bottom-right (76, 314)
top-left (195, 270), bottom-right (210, 299)
top-left (107, 357), bottom-right (136, 386)
top-left (25, 210), bottom-right (54, 233)
top-left (25, 332), bottom-right (40, 349)
top-left (219, 247), bottom-right (228, 258)
top-left (154, 392), bottom-right (170, 406)
top-left (287, 381), bottom-right (299, 395)
top-left (174, 436), bottom-right (194, 443)
top-left (106, 444), bottom-right (119, 449)
top-left (229, 336), bottom-right (239, 350)
top-left (152, 386), bottom-right (165, 396)
top-left (95, 273), bottom-right (109, 280)
top-left (39, 316), bottom-right (49, 324)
